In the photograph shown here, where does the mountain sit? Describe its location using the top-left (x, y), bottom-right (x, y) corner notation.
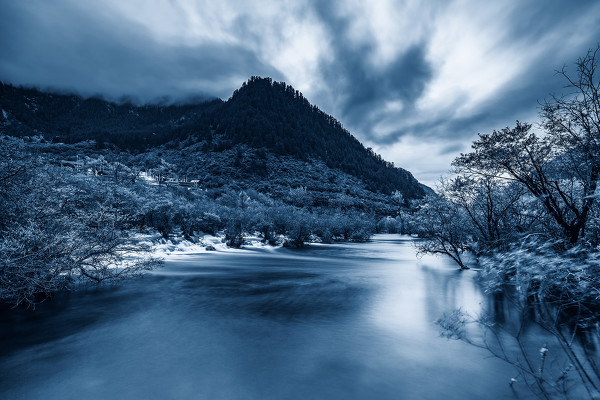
top-left (0, 78), bottom-right (427, 200)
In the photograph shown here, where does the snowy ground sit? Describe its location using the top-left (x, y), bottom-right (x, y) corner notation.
top-left (139, 231), bottom-right (278, 261)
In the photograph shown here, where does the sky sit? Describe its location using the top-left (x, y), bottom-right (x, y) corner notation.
top-left (1, 0), bottom-right (600, 186)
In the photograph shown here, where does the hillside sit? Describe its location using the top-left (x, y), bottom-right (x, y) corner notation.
top-left (0, 78), bottom-right (427, 199)
top-left (0, 82), bottom-right (222, 149)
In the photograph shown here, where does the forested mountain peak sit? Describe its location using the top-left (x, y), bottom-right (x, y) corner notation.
top-left (212, 76), bottom-right (426, 197)
top-left (230, 76), bottom-right (310, 105)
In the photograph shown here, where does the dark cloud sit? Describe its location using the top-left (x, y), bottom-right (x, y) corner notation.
top-left (340, 45), bottom-right (432, 128)
top-left (304, 0), bottom-right (594, 152)
top-left (308, 1), bottom-right (433, 142)
top-left (0, 1), bottom-right (283, 103)
top-left (353, 2), bottom-right (599, 149)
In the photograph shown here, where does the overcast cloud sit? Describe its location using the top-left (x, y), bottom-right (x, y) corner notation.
top-left (1, 0), bottom-right (599, 185)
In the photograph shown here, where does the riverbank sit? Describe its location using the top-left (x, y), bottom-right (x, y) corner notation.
top-left (143, 232), bottom-right (278, 259)
top-left (142, 229), bottom-right (373, 261)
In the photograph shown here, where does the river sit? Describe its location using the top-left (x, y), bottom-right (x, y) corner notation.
top-left (1, 234), bottom-right (542, 399)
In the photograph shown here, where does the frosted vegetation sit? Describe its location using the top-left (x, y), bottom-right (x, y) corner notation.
top-left (1, 72), bottom-right (420, 307)
top-left (0, 136), bottom-right (385, 307)
top-left (413, 46), bottom-right (600, 399)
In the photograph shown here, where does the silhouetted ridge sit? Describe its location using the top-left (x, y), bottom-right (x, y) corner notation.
top-left (0, 81), bottom-right (222, 150)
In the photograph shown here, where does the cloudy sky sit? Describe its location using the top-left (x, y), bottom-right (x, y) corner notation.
top-left (1, 0), bottom-right (599, 186)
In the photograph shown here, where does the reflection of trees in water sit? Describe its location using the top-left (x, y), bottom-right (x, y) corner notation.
top-left (419, 264), bottom-right (481, 328)
top-left (437, 267), bottom-right (600, 400)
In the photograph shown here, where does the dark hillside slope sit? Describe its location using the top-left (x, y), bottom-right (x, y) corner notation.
top-left (0, 78), bottom-right (426, 198)
top-left (0, 82), bottom-right (221, 150)
top-left (210, 77), bottom-right (425, 197)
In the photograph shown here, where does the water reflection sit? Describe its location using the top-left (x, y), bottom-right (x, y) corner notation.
top-left (2, 235), bottom-right (533, 399)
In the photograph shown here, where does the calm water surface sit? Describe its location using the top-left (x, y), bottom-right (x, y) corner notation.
top-left (1, 235), bottom-right (536, 399)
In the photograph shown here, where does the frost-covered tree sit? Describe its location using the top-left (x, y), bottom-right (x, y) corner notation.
top-left (453, 122), bottom-right (592, 244)
top-left (412, 194), bottom-right (472, 269)
top-left (454, 46), bottom-right (600, 245)
top-left (0, 137), bottom-right (161, 307)
top-left (443, 175), bottom-right (530, 252)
